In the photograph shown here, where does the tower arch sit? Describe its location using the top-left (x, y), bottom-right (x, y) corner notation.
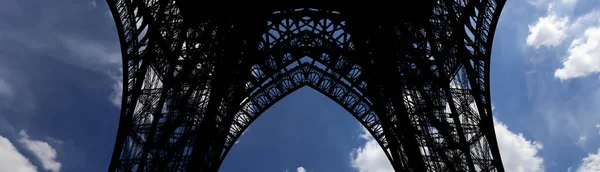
top-left (106, 2), bottom-right (507, 172)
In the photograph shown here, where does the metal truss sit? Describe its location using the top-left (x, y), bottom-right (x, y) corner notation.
top-left (106, 1), bottom-right (506, 171)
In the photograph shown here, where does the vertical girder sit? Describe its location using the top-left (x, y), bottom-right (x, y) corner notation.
top-left (106, 1), bottom-right (507, 171)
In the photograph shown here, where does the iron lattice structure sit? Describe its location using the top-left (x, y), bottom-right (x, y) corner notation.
top-left (107, 1), bottom-right (506, 171)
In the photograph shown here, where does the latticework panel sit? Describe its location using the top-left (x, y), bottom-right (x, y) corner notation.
top-left (106, 1), bottom-right (506, 172)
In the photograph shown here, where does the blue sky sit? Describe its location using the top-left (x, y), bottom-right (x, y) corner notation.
top-left (1, 0), bottom-right (600, 172)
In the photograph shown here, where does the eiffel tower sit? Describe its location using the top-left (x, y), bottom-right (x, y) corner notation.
top-left (106, 1), bottom-right (506, 171)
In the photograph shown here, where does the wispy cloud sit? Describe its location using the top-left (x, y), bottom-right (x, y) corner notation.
top-left (0, 0), bottom-right (122, 107)
top-left (521, 1), bottom-right (600, 170)
top-left (579, 136), bottom-right (588, 147)
top-left (0, 77), bottom-right (13, 97)
top-left (0, 65), bottom-right (36, 113)
top-left (89, 1), bottom-right (97, 9)
top-left (18, 130), bottom-right (61, 172)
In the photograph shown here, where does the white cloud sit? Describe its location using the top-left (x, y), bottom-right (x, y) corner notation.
top-left (109, 69), bottom-right (123, 107)
top-left (296, 166), bottom-right (306, 172)
top-left (109, 81), bottom-right (122, 106)
top-left (494, 118), bottom-right (545, 172)
top-left (18, 130), bottom-right (61, 172)
top-left (524, 0), bottom-right (600, 80)
top-left (526, 14), bottom-right (569, 48)
top-left (350, 127), bottom-right (394, 172)
top-left (555, 26), bottom-right (600, 79)
top-left (573, 148), bottom-right (600, 172)
top-left (358, 127), bottom-right (371, 140)
top-left (0, 135), bottom-right (37, 172)
top-left (525, 0), bottom-right (579, 49)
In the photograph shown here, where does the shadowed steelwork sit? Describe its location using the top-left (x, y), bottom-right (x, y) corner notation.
top-left (106, 1), bottom-right (506, 171)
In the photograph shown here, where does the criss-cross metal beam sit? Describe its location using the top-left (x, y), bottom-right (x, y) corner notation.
top-left (106, 1), bottom-right (506, 171)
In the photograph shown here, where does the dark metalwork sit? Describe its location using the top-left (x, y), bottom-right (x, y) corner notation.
top-left (106, 1), bottom-right (506, 171)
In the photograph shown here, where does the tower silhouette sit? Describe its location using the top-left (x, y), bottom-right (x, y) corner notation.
top-left (106, 1), bottom-right (507, 171)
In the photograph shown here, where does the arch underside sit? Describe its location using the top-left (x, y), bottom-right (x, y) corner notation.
top-left (107, 1), bottom-right (507, 172)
